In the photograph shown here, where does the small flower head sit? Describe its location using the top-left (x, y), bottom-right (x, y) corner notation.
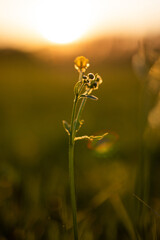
top-left (88, 73), bottom-right (95, 80)
top-left (74, 56), bottom-right (90, 73)
top-left (86, 73), bottom-right (103, 91)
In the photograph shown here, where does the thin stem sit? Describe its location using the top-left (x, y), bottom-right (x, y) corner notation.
top-left (70, 96), bottom-right (78, 132)
top-left (69, 99), bottom-right (78, 240)
top-left (76, 88), bottom-right (91, 124)
top-left (69, 71), bottom-right (83, 240)
top-left (70, 71), bottom-right (82, 135)
top-left (69, 140), bottom-right (78, 240)
top-left (76, 97), bottom-right (87, 124)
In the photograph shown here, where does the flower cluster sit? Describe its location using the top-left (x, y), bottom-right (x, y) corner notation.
top-left (82, 73), bottom-right (103, 90)
top-left (74, 56), bottom-right (103, 94)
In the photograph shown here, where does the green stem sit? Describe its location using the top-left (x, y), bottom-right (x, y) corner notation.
top-left (69, 98), bottom-right (78, 240)
top-left (70, 71), bottom-right (83, 138)
top-left (69, 71), bottom-right (83, 240)
top-left (70, 96), bottom-right (78, 133)
top-left (76, 88), bottom-right (91, 124)
top-left (76, 98), bottom-right (87, 124)
top-left (69, 139), bottom-right (78, 240)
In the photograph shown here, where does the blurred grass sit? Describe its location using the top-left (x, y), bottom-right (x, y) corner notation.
top-left (0, 41), bottom-right (160, 240)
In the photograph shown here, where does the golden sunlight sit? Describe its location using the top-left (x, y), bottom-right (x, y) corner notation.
top-left (35, 0), bottom-right (94, 44)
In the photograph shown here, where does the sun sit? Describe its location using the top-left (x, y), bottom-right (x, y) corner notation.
top-left (35, 0), bottom-right (93, 44)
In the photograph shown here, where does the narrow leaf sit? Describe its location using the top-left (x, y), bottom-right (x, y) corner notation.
top-left (75, 132), bottom-right (108, 141)
top-left (90, 132), bottom-right (108, 141)
top-left (80, 94), bottom-right (98, 100)
top-left (62, 120), bottom-right (71, 135)
top-left (74, 135), bottom-right (91, 141)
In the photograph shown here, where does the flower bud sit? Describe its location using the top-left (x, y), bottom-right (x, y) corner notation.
top-left (91, 81), bottom-right (98, 89)
top-left (95, 74), bottom-right (103, 85)
top-left (82, 75), bottom-right (88, 82)
top-left (88, 73), bottom-right (95, 80)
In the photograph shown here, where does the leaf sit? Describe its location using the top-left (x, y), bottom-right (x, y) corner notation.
top-left (62, 120), bottom-right (71, 135)
top-left (74, 119), bottom-right (84, 132)
top-left (74, 135), bottom-right (91, 141)
top-left (80, 94), bottom-right (98, 100)
top-left (75, 132), bottom-right (108, 141)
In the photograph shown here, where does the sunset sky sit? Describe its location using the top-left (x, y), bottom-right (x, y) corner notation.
top-left (0, 0), bottom-right (160, 49)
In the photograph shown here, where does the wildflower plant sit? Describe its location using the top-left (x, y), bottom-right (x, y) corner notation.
top-left (63, 56), bottom-right (107, 240)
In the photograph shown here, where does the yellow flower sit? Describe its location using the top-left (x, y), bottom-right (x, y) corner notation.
top-left (74, 56), bottom-right (90, 72)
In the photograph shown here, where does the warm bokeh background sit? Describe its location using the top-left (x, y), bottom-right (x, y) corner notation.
top-left (0, 0), bottom-right (160, 239)
top-left (1, 0), bottom-right (160, 48)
